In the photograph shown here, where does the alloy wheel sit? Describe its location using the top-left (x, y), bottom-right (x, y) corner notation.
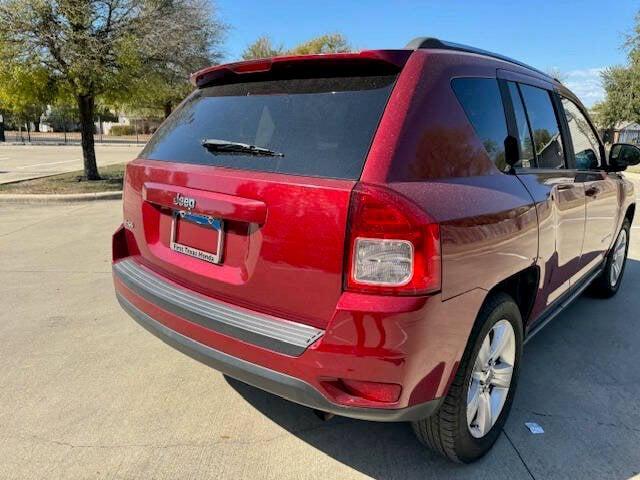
top-left (610, 228), bottom-right (627, 287)
top-left (466, 319), bottom-right (516, 438)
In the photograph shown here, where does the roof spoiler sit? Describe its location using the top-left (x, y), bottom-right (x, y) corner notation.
top-left (191, 50), bottom-right (412, 88)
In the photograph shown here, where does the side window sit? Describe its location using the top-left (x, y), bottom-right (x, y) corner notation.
top-left (507, 82), bottom-right (535, 168)
top-left (561, 98), bottom-right (601, 169)
top-left (451, 78), bottom-right (509, 171)
top-left (519, 84), bottom-right (565, 169)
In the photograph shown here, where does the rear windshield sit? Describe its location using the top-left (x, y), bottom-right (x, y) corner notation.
top-left (140, 75), bottom-right (397, 180)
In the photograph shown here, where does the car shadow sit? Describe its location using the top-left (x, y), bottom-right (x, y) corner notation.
top-left (224, 376), bottom-right (508, 478)
top-left (225, 258), bottom-right (640, 479)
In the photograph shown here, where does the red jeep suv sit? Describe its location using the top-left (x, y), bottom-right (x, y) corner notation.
top-left (113, 37), bottom-right (640, 462)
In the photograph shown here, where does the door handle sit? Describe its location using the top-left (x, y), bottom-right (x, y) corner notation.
top-left (142, 182), bottom-right (268, 224)
top-left (585, 186), bottom-right (599, 197)
top-left (556, 184), bottom-right (574, 191)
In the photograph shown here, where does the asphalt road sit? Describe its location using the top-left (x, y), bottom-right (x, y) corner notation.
top-left (1, 198), bottom-right (640, 479)
top-left (0, 145), bottom-right (142, 184)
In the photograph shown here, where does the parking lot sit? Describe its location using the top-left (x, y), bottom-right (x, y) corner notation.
top-left (2, 199), bottom-right (640, 479)
top-left (0, 145), bottom-right (141, 184)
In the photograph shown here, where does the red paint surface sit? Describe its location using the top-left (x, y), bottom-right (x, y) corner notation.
top-left (114, 48), bottom-right (634, 411)
top-left (125, 160), bottom-right (355, 328)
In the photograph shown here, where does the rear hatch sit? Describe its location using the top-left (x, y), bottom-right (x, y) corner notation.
top-left (123, 53), bottom-right (408, 328)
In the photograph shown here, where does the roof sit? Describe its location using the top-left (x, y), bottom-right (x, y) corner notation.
top-left (405, 37), bottom-right (556, 82)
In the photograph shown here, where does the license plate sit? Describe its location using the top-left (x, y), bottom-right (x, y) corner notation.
top-left (170, 211), bottom-right (224, 265)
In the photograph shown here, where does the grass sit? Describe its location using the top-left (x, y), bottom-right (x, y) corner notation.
top-left (0, 163), bottom-right (125, 194)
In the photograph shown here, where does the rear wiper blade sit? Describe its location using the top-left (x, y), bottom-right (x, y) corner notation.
top-left (201, 138), bottom-right (284, 157)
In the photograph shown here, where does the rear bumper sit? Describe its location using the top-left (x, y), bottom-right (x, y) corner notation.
top-left (113, 259), bottom-right (323, 357)
top-left (117, 292), bottom-right (441, 422)
top-left (113, 254), bottom-right (485, 422)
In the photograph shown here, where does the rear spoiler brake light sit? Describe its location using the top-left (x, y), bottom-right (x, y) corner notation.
top-left (191, 50), bottom-right (412, 88)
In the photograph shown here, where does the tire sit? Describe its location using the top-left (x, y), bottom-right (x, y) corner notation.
top-left (412, 292), bottom-right (523, 463)
top-left (590, 219), bottom-right (631, 298)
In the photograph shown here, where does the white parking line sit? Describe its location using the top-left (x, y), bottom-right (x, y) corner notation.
top-left (15, 158), bottom-right (80, 170)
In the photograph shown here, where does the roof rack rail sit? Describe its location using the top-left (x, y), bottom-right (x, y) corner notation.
top-left (405, 37), bottom-right (553, 80)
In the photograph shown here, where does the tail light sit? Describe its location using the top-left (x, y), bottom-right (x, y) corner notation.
top-left (345, 183), bottom-right (440, 295)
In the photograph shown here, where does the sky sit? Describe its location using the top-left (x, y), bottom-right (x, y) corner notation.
top-left (215, 0), bottom-right (640, 107)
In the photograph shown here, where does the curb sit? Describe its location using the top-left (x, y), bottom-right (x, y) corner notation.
top-left (0, 172), bottom-right (70, 187)
top-left (0, 191), bottom-right (122, 204)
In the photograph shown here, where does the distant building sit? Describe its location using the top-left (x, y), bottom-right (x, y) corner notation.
top-left (97, 114), bottom-right (131, 135)
top-left (613, 122), bottom-right (640, 145)
top-left (97, 114), bottom-right (161, 136)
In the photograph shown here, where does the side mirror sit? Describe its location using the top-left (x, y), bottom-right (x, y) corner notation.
top-left (576, 150), bottom-right (599, 170)
top-left (608, 143), bottom-right (640, 171)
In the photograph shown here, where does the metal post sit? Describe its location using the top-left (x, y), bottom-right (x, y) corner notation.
top-left (98, 114), bottom-right (102, 143)
top-left (0, 113), bottom-right (5, 142)
top-left (63, 113), bottom-right (67, 144)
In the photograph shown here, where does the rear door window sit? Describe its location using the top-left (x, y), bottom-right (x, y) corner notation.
top-left (507, 82), bottom-right (535, 168)
top-left (518, 84), bottom-right (566, 169)
top-left (451, 78), bottom-right (509, 171)
top-left (140, 75), bottom-right (397, 180)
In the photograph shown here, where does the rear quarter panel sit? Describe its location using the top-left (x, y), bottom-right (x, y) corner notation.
top-left (363, 50), bottom-right (539, 302)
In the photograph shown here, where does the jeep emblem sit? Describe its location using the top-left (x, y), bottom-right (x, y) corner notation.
top-left (173, 193), bottom-right (196, 210)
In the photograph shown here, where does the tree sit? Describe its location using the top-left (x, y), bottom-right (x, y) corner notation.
top-left (593, 66), bottom-right (637, 128)
top-left (117, 73), bottom-right (195, 119)
top-left (0, 62), bottom-right (55, 134)
top-left (241, 33), bottom-right (351, 60)
top-left (44, 101), bottom-right (79, 132)
top-left (288, 34), bottom-right (350, 55)
top-left (0, 0), bottom-right (226, 180)
top-left (108, 0), bottom-right (226, 119)
top-left (592, 11), bottom-right (640, 129)
top-left (241, 36), bottom-right (285, 60)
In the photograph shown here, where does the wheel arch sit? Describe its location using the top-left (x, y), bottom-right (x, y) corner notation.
top-left (437, 269), bottom-right (537, 408)
top-left (483, 265), bottom-right (540, 328)
top-left (625, 203), bottom-right (635, 224)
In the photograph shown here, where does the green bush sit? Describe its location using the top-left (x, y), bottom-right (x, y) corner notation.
top-left (109, 125), bottom-right (137, 136)
top-left (109, 123), bottom-right (157, 136)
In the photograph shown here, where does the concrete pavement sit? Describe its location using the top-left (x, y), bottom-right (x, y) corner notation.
top-left (1, 200), bottom-right (640, 479)
top-left (0, 145), bottom-right (141, 184)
